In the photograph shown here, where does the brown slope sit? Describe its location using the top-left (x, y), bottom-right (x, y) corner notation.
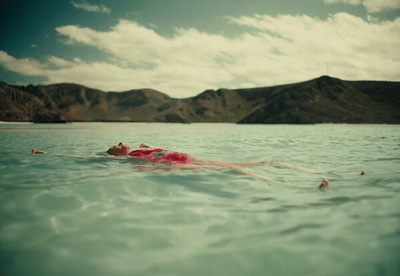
top-left (1, 76), bottom-right (399, 124)
top-left (0, 82), bottom-right (62, 122)
top-left (175, 89), bottom-right (259, 123)
top-left (3, 83), bottom-right (180, 122)
top-left (237, 76), bottom-right (400, 124)
top-left (22, 83), bottom-right (105, 121)
top-left (104, 89), bottom-right (182, 122)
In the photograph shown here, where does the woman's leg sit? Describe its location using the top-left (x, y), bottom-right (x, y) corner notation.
top-left (199, 159), bottom-right (322, 174)
top-left (230, 166), bottom-right (281, 183)
top-left (230, 166), bottom-right (327, 189)
top-left (263, 161), bottom-right (323, 174)
top-left (173, 162), bottom-right (327, 189)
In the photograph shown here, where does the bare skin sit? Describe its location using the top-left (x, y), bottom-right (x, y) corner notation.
top-left (33, 142), bottom-right (329, 189)
top-left (32, 149), bottom-right (46, 154)
top-left (110, 142), bottom-right (328, 189)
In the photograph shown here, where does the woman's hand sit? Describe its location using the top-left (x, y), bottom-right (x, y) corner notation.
top-left (139, 143), bottom-right (153, 148)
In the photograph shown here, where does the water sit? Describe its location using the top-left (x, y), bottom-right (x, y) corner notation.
top-left (0, 123), bottom-right (399, 276)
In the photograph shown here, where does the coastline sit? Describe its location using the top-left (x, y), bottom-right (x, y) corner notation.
top-left (0, 121), bottom-right (33, 124)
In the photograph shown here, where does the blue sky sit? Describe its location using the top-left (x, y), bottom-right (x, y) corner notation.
top-left (0, 0), bottom-right (399, 97)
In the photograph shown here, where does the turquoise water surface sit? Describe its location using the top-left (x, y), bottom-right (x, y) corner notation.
top-left (0, 123), bottom-right (399, 275)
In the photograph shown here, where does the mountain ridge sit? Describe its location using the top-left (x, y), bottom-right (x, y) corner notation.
top-left (1, 76), bottom-right (399, 124)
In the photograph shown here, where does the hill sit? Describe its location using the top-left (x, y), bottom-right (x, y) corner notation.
top-left (1, 76), bottom-right (399, 124)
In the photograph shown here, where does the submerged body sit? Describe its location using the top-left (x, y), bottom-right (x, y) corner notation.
top-left (106, 142), bottom-right (329, 189)
top-left (33, 142), bottom-right (329, 189)
top-left (107, 142), bottom-right (197, 163)
top-left (107, 143), bottom-right (299, 169)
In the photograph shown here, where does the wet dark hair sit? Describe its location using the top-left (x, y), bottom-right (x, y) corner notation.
top-left (107, 146), bottom-right (115, 154)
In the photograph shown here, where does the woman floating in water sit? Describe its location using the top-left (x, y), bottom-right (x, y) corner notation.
top-left (33, 142), bottom-right (329, 189)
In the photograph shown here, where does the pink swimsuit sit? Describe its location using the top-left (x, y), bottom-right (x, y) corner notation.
top-left (129, 149), bottom-right (197, 164)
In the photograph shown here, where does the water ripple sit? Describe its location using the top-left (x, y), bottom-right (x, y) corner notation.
top-left (280, 223), bottom-right (327, 235)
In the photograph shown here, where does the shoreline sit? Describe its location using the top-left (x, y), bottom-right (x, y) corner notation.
top-left (0, 121), bottom-right (33, 124)
top-left (0, 121), bottom-right (398, 126)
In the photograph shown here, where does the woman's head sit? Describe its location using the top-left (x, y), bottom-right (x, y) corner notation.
top-left (107, 142), bottom-right (132, 155)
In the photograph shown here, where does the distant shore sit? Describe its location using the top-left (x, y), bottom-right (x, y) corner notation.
top-left (0, 121), bottom-right (33, 124)
top-left (1, 121), bottom-right (398, 126)
top-left (2, 76), bottom-right (399, 124)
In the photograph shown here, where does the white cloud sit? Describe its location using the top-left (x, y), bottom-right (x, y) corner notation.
top-left (48, 56), bottom-right (75, 68)
top-left (1, 13), bottom-right (399, 97)
top-left (227, 13), bottom-right (400, 81)
top-left (0, 51), bottom-right (47, 76)
top-left (324, 0), bottom-right (400, 13)
top-left (71, 1), bottom-right (111, 14)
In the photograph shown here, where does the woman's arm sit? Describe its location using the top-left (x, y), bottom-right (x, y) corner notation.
top-left (32, 149), bottom-right (118, 158)
top-left (139, 143), bottom-right (154, 148)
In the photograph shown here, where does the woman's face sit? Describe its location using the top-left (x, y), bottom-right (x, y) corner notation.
top-left (108, 142), bottom-right (132, 155)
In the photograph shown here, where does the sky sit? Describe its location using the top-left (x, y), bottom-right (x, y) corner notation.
top-left (0, 0), bottom-right (399, 98)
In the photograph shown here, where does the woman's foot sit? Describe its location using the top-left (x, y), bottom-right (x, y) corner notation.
top-left (319, 179), bottom-right (329, 189)
top-left (32, 148), bottom-right (46, 154)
